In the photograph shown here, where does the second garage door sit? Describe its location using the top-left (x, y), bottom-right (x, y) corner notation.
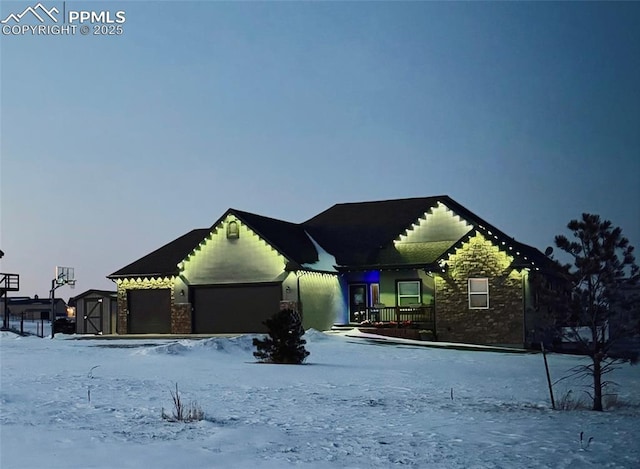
top-left (192, 283), bottom-right (282, 333)
top-left (127, 289), bottom-right (171, 334)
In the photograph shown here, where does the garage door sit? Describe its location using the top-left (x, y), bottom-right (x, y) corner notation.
top-left (192, 283), bottom-right (282, 333)
top-left (127, 289), bottom-right (171, 334)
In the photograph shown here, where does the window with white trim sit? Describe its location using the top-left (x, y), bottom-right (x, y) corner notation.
top-left (468, 278), bottom-right (489, 309)
top-left (397, 280), bottom-right (421, 306)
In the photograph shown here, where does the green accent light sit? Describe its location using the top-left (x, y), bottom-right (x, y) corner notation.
top-left (395, 203), bottom-right (472, 245)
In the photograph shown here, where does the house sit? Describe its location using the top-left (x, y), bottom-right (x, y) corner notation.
top-left (0, 296), bottom-right (68, 321)
top-left (70, 289), bottom-right (118, 335)
top-left (108, 212), bottom-right (341, 335)
top-left (108, 196), bottom-right (554, 347)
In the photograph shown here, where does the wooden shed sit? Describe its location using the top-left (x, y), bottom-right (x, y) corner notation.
top-left (71, 290), bottom-right (117, 335)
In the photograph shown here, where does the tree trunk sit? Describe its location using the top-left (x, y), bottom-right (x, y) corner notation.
top-left (592, 353), bottom-right (603, 411)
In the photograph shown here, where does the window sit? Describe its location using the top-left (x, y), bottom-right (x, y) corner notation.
top-left (397, 280), bottom-right (421, 306)
top-left (468, 278), bottom-right (489, 309)
top-left (226, 220), bottom-right (239, 239)
top-left (370, 283), bottom-right (380, 306)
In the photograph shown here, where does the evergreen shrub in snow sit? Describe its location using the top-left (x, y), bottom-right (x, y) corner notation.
top-left (253, 309), bottom-right (310, 364)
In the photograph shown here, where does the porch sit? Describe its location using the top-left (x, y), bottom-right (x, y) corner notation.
top-left (349, 304), bottom-right (436, 341)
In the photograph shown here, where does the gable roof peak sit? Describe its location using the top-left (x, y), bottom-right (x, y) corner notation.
top-left (207, 208), bottom-right (319, 266)
top-left (222, 208), bottom-right (297, 227)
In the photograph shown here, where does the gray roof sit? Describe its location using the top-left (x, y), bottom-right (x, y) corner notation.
top-left (109, 196), bottom-right (550, 278)
top-left (109, 229), bottom-right (210, 278)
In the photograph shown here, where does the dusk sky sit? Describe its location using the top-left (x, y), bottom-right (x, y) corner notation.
top-left (1, 1), bottom-right (638, 299)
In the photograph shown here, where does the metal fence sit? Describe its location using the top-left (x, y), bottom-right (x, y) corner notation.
top-left (6, 313), bottom-right (47, 337)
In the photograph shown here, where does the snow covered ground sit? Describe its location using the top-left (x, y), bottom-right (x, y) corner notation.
top-left (1, 330), bottom-right (639, 469)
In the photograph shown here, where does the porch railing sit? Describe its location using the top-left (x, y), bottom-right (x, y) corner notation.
top-left (353, 304), bottom-right (435, 329)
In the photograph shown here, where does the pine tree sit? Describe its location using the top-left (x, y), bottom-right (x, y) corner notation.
top-left (551, 213), bottom-right (639, 411)
top-left (253, 309), bottom-right (310, 364)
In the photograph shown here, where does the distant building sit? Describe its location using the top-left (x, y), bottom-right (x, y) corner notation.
top-left (0, 296), bottom-right (68, 321)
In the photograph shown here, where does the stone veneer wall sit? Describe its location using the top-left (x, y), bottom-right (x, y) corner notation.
top-left (116, 277), bottom-right (192, 334)
top-left (435, 233), bottom-right (525, 346)
top-left (171, 303), bottom-right (192, 334)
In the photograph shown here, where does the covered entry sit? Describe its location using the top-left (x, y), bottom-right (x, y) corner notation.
top-left (127, 289), bottom-right (171, 334)
top-left (192, 283), bottom-right (282, 333)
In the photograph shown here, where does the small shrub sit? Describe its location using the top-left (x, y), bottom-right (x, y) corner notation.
top-left (162, 383), bottom-right (204, 422)
top-left (54, 318), bottom-right (76, 334)
top-left (253, 309), bottom-right (310, 364)
top-left (557, 389), bottom-right (588, 411)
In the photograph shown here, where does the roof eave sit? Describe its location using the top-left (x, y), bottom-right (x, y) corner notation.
top-left (107, 272), bottom-right (177, 280)
top-left (336, 262), bottom-right (440, 273)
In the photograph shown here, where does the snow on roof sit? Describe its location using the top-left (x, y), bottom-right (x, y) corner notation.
top-left (301, 231), bottom-right (338, 272)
